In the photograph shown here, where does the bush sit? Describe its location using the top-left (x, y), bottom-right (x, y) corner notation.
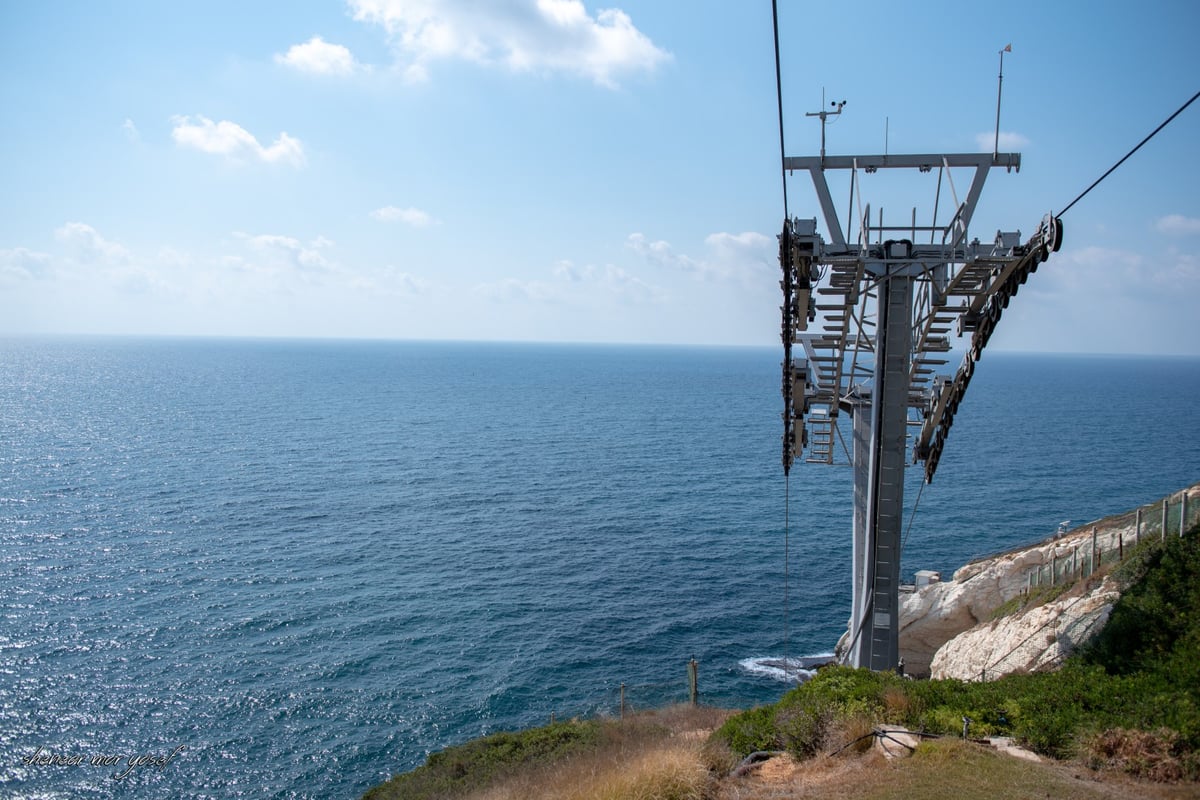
top-left (1083, 529), bottom-right (1200, 676)
top-left (1082, 727), bottom-right (1200, 781)
top-left (363, 720), bottom-right (601, 800)
top-left (774, 695), bottom-right (833, 758)
top-left (713, 667), bottom-right (906, 761)
top-left (712, 704), bottom-right (779, 757)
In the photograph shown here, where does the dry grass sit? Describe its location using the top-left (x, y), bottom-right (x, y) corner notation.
top-left (1083, 728), bottom-right (1200, 783)
top-left (463, 705), bottom-right (730, 800)
top-left (471, 742), bottom-right (710, 800)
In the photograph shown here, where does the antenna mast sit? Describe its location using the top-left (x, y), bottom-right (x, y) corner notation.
top-left (805, 94), bottom-right (846, 161)
top-left (993, 44), bottom-right (1012, 160)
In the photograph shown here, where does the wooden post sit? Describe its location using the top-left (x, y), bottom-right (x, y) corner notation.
top-left (620, 683), bottom-right (626, 719)
top-left (688, 659), bottom-right (699, 705)
top-left (1119, 530), bottom-right (1123, 560)
top-left (1182, 491), bottom-right (1189, 537)
top-left (1163, 499), bottom-right (1169, 542)
top-left (1136, 508), bottom-right (1142, 545)
top-left (1091, 527), bottom-right (1098, 575)
top-left (1051, 554), bottom-right (1057, 585)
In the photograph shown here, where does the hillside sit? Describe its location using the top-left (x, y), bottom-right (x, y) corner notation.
top-left (362, 487), bottom-right (1200, 799)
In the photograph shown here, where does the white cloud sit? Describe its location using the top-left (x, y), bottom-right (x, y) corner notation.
top-left (0, 247), bottom-right (52, 281)
top-left (1155, 214), bottom-right (1200, 235)
top-left (348, 0), bottom-right (670, 87)
top-left (370, 205), bottom-right (437, 227)
top-left (122, 118), bottom-right (140, 143)
top-left (275, 36), bottom-right (360, 75)
top-left (975, 130), bottom-right (1030, 152)
top-left (553, 259), bottom-right (660, 302)
top-left (704, 231), bottom-right (773, 263)
top-left (627, 231), bottom-right (772, 280)
top-left (1033, 243), bottom-right (1199, 301)
top-left (626, 232), bottom-right (701, 272)
top-left (351, 265), bottom-right (431, 295)
top-left (474, 276), bottom-right (558, 302)
top-left (171, 115), bottom-right (305, 167)
top-left (55, 222), bottom-right (130, 263)
top-left (991, 242), bottom-right (1200, 355)
top-left (235, 233), bottom-right (336, 273)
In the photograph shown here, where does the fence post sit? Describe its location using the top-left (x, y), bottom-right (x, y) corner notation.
top-left (688, 659), bottom-right (699, 705)
top-left (1136, 508), bottom-right (1142, 545)
top-left (1119, 529), bottom-right (1123, 561)
top-left (620, 683), bottom-right (626, 719)
top-left (1163, 499), bottom-right (1169, 542)
top-left (1182, 491), bottom-right (1189, 537)
top-left (1091, 527), bottom-right (1098, 575)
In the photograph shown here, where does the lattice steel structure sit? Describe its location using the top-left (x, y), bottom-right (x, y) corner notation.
top-left (779, 151), bottom-right (1063, 671)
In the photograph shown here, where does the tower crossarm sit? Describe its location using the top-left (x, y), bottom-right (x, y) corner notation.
top-left (913, 214), bottom-right (1064, 481)
top-left (778, 151), bottom-right (1062, 483)
top-left (784, 153), bottom-right (1020, 254)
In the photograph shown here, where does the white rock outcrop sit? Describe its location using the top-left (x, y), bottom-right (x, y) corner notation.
top-left (892, 483), bottom-right (1200, 678)
top-left (929, 576), bottom-right (1120, 680)
top-left (827, 485), bottom-right (1199, 679)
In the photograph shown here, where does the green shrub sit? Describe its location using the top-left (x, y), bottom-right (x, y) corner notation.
top-left (1083, 529), bottom-right (1200, 676)
top-left (774, 694), bottom-right (833, 758)
top-left (363, 719), bottom-right (601, 800)
top-left (712, 704), bottom-right (778, 757)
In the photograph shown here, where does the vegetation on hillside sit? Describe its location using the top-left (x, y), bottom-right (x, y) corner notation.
top-left (713, 522), bottom-right (1200, 780)
top-left (362, 706), bottom-right (728, 800)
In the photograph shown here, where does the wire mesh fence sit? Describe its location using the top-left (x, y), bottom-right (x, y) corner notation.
top-left (1025, 488), bottom-right (1196, 590)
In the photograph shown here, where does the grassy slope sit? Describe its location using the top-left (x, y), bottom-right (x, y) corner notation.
top-left (362, 706), bottom-right (728, 800)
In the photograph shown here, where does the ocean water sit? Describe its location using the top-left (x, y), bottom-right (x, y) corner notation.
top-left (1, 337), bottom-right (1196, 799)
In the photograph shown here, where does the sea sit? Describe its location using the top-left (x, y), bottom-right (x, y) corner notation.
top-left (1, 337), bottom-right (1197, 799)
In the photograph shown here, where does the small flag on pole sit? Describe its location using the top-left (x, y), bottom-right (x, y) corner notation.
top-left (1003, 43), bottom-right (1012, 53)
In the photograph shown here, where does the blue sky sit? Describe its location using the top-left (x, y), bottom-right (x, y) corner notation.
top-left (1, 0), bottom-right (1197, 354)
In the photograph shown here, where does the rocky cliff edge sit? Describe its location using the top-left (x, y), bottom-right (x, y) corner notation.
top-left (896, 483), bottom-right (1198, 679)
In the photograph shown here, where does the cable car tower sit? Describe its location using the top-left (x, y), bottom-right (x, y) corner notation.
top-left (779, 107), bottom-right (1063, 671)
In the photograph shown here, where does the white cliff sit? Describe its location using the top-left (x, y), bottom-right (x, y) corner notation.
top-left (929, 576), bottom-right (1119, 680)
top-left (892, 484), bottom-right (1197, 679)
